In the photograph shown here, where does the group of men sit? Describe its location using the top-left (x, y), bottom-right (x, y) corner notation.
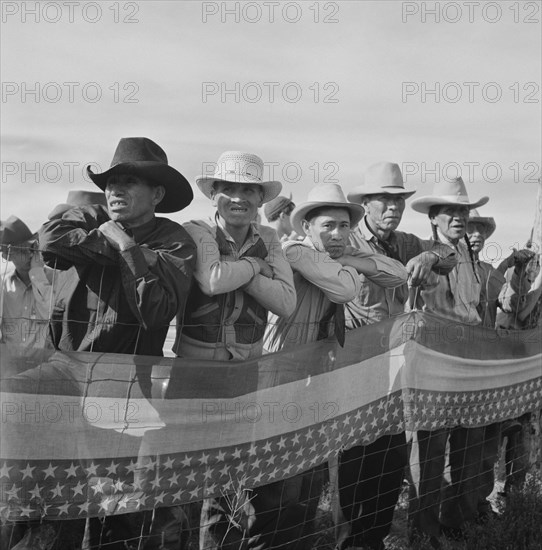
top-left (1, 137), bottom-right (540, 550)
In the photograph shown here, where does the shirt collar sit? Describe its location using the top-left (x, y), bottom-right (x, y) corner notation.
top-left (214, 214), bottom-right (261, 244)
top-left (129, 217), bottom-right (158, 242)
top-left (363, 216), bottom-right (397, 247)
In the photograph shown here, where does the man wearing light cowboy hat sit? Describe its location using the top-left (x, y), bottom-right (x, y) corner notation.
top-left (408, 177), bottom-right (492, 546)
top-left (169, 151), bottom-right (296, 550)
top-left (331, 162), bottom-right (458, 550)
top-left (264, 183), bottom-right (407, 548)
top-left (38, 137), bottom-right (196, 549)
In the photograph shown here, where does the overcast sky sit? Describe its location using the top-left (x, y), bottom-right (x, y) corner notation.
top-left (1, 1), bottom-right (541, 264)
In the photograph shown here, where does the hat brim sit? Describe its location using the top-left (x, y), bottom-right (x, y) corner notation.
top-left (347, 186), bottom-right (416, 204)
top-left (87, 162), bottom-right (193, 214)
top-left (410, 195), bottom-right (489, 214)
top-left (467, 216), bottom-right (496, 238)
top-left (195, 176), bottom-right (282, 204)
top-left (48, 203), bottom-right (72, 221)
top-left (291, 201), bottom-right (365, 236)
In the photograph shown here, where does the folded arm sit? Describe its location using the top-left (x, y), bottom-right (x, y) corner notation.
top-left (285, 242), bottom-right (359, 303)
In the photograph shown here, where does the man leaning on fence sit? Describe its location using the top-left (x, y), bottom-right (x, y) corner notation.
top-left (168, 151), bottom-right (296, 550)
top-left (264, 182), bottom-right (408, 549)
top-left (37, 137), bottom-right (197, 549)
top-left (408, 177), bottom-right (490, 548)
top-left (332, 162), bottom-right (458, 550)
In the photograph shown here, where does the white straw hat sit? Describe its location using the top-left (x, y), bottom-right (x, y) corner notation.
top-left (196, 151), bottom-right (282, 204)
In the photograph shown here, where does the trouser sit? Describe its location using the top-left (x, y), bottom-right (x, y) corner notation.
top-left (200, 464), bottom-right (328, 550)
top-left (408, 426), bottom-right (485, 541)
top-left (504, 413), bottom-right (532, 493)
top-left (334, 433), bottom-right (408, 550)
top-left (477, 423), bottom-right (500, 516)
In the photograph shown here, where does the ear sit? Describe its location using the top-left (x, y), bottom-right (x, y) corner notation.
top-left (301, 219), bottom-right (310, 234)
top-left (430, 217), bottom-right (438, 226)
top-left (153, 185), bottom-right (166, 206)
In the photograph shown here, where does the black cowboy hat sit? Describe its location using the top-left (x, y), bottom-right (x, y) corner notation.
top-left (87, 137), bottom-right (193, 213)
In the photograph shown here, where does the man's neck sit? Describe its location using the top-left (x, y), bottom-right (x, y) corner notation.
top-left (15, 268), bottom-right (31, 286)
top-left (221, 220), bottom-right (252, 248)
top-left (366, 217), bottom-right (392, 242)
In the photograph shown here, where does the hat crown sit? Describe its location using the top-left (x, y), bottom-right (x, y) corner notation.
top-left (469, 208), bottom-right (481, 218)
top-left (0, 215), bottom-right (33, 245)
top-left (213, 151), bottom-right (265, 183)
top-left (66, 190), bottom-right (106, 207)
top-left (110, 137), bottom-right (168, 167)
top-left (306, 183), bottom-right (350, 205)
top-left (365, 161), bottom-right (405, 189)
top-left (263, 195), bottom-right (293, 220)
top-left (433, 177), bottom-right (470, 200)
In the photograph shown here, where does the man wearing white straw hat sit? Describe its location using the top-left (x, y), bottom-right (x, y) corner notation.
top-left (264, 183), bottom-right (408, 547)
top-left (333, 162), bottom-right (458, 550)
top-left (172, 151), bottom-right (295, 362)
top-left (408, 177), bottom-right (490, 546)
top-left (169, 151), bottom-right (297, 550)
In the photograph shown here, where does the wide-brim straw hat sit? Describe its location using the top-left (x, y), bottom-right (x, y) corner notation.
top-left (291, 184), bottom-right (365, 236)
top-left (48, 190), bottom-right (108, 220)
top-left (347, 161), bottom-right (416, 203)
top-left (410, 177), bottom-right (489, 214)
top-left (87, 137), bottom-right (193, 214)
top-left (467, 209), bottom-right (496, 238)
top-left (196, 151), bottom-right (282, 204)
top-left (0, 216), bottom-right (33, 246)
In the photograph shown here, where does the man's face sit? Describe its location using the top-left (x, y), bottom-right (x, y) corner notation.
top-left (302, 208), bottom-right (351, 259)
top-left (105, 174), bottom-right (164, 228)
top-left (363, 194), bottom-right (406, 233)
top-left (467, 221), bottom-right (487, 254)
top-left (1, 241), bottom-right (33, 273)
top-left (212, 182), bottom-right (263, 229)
top-left (431, 205), bottom-right (469, 244)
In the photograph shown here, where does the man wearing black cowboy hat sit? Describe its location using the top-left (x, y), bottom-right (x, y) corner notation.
top-left (37, 137), bottom-right (196, 549)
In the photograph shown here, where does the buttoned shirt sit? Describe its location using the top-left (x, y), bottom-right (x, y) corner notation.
top-left (175, 218), bottom-right (296, 360)
top-left (1, 265), bottom-right (52, 347)
top-left (264, 236), bottom-right (407, 352)
top-left (416, 233), bottom-right (482, 325)
top-left (344, 220), bottom-right (458, 327)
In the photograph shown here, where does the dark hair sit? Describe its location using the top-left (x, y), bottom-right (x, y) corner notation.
top-left (428, 205), bottom-right (442, 219)
top-left (304, 206), bottom-right (351, 224)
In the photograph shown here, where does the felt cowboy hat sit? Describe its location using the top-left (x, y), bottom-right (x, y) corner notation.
top-left (0, 216), bottom-right (33, 246)
top-left (467, 209), bottom-right (496, 238)
top-left (291, 184), bottom-right (365, 236)
top-left (87, 137), bottom-right (193, 213)
top-left (48, 190), bottom-right (108, 220)
top-left (196, 151), bottom-right (282, 204)
top-left (347, 161), bottom-right (416, 203)
top-left (410, 177), bottom-right (489, 214)
top-left (263, 193), bottom-right (295, 221)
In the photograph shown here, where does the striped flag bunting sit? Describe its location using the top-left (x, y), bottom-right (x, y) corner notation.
top-left (0, 311), bottom-right (540, 521)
